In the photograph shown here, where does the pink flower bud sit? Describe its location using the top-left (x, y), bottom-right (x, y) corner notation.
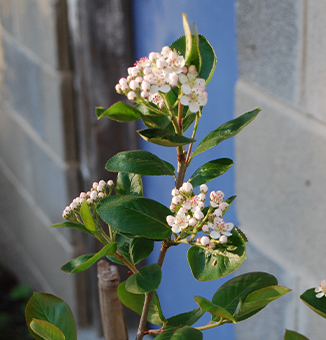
top-left (127, 91), bottom-right (137, 101)
top-left (166, 215), bottom-right (175, 226)
top-left (202, 224), bottom-right (209, 232)
top-left (188, 218), bottom-right (197, 227)
top-left (171, 188), bottom-right (179, 196)
top-left (219, 235), bottom-right (228, 244)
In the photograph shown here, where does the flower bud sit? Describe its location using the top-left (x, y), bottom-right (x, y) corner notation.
top-left (127, 91), bottom-right (137, 101)
top-left (194, 210), bottom-right (204, 220)
top-left (181, 182), bottom-right (193, 193)
top-left (202, 224), bottom-right (209, 232)
top-left (199, 184), bottom-right (208, 194)
top-left (107, 180), bottom-right (114, 187)
top-left (166, 215), bottom-right (175, 226)
top-left (188, 218), bottom-right (197, 227)
top-left (200, 236), bottom-right (210, 246)
top-left (171, 188), bottom-right (179, 196)
top-left (219, 235), bottom-right (228, 244)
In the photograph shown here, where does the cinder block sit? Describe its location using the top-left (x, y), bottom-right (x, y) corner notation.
top-left (236, 0), bottom-right (304, 105)
top-left (303, 0), bottom-right (326, 123)
top-left (235, 79), bottom-right (326, 283)
top-left (234, 242), bottom-right (297, 340)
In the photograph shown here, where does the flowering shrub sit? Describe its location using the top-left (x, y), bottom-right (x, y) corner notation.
top-left (24, 14), bottom-right (324, 340)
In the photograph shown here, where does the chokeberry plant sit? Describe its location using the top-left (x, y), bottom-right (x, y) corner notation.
top-left (25, 14), bottom-right (297, 340)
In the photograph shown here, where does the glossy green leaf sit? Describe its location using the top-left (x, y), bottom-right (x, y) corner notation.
top-left (188, 158), bottom-right (233, 187)
top-left (105, 150), bottom-right (175, 176)
top-left (192, 108), bottom-right (261, 158)
top-left (117, 281), bottom-right (164, 325)
top-left (61, 243), bottom-right (117, 273)
top-left (50, 222), bottom-right (93, 236)
top-left (166, 308), bottom-right (204, 328)
top-left (155, 326), bottom-right (203, 340)
top-left (96, 102), bottom-right (141, 122)
top-left (80, 200), bottom-right (96, 232)
top-left (97, 195), bottom-right (172, 240)
top-left (301, 288), bottom-right (326, 319)
top-left (136, 103), bottom-right (171, 129)
top-left (194, 296), bottom-right (236, 324)
top-left (212, 272), bottom-right (280, 322)
top-left (237, 285), bottom-right (291, 319)
top-left (138, 128), bottom-right (195, 147)
top-left (115, 172), bottom-right (143, 196)
top-left (125, 264), bottom-right (161, 294)
top-left (25, 293), bottom-right (77, 340)
top-left (187, 229), bottom-right (246, 281)
top-left (30, 319), bottom-right (65, 340)
top-left (284, 330), bottom-right (309, 340)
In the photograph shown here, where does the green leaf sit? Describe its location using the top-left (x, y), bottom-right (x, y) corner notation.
top-left (187, 228), bottom-right (246, 281)
top-left (188, 158), bottom-right (233, 187)
top-left (125, 264), bottom-right (161, 294)
top-left (80, 200), bottom-right (96, 232)
top-left (166, 308), bottom-right (204, 328)
top-left (97, 195), bottom-right (172, 240)
top-left (155, 326), bottom-right (203, 340)
top-left (194, 296), bottom-right (236, 324)
top-left (96, 102), bottom-right (141, 122)
top-left (192, 108), bottom-right (261, 158)
top-left (138, 128), bottom-right (195, 147)
top-left (300, 288), bottom-right (326, 319)
top-left (105, 150), bottom-right (175, 176)
top-left (61, 243), bottom-right (117, 273)
top-left (115, 172), bottom-right (143, 196)
top-left (25, 293), bottom-right (77, 340)
top-left (117, 281), bottom-right (164, 325)
top-left (284, 330), bottom-right (310, 340)
top-left (212, 272), bottom-right (279, 322)
top-left (136, 103), bottom-right (171, 129)
top-left (30, 319), bottom-right (65, 340)
top-left (50, 222), bottom-right (93, 236)
top-left (237, 285), bottom-right (291, 319)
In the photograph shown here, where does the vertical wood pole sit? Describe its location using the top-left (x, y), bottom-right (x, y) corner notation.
top-left (97, 260), bottom-right (128, 340)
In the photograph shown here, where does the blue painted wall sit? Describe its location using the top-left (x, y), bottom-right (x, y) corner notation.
top-left (132, 1), bottom-right (237, 338)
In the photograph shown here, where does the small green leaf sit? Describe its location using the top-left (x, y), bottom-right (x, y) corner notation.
top-left (155, 326), bottom-right (203, 340)
top-left (117, 281), bottom-right (164, 325)
top-left (194, 296), bottom-right (236, 323)
top-left (30, 319), bottom-right (65, 340)
top-left (61, 243), bottom-right (117, 273)
top-left (166, 308), bottom-right (204, 328)
top-left (115, 172), bottom-right (143, 196)
top-left (138, 128), bottom-right (195, 147)
top-left (187, 228), bottom-right (246, 281)
top-left (284, 330), bottom-right (310, 340)
top-left (96, 102), bottom-right (141, 122)
top-left (192, 108), bottom-right (261, 158)
top-left (80, 200), bottom-right (96, 232)
top-left (105, 150), bottom-right (175, 176)
top-left (25, 293), bottom-right (77, 340)
top-left (300, 288), bottom-right (326, 319)
top-left (136, 103), bottom-right (171, 129)
top-left (50, 222), bottom-right (93, 236)
top-left (97, 195), bottom-right (172, 240)
top-left (188, 158), bottom-right (233, 187)
top-left (125, 264), bottom-right (161, 294)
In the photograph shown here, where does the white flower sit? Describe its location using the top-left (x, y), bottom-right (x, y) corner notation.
top-left (315, 280), bottom-right (326, 298)
top-left (209, 218), bottom-right (234, 239)
top-left (180, 90), bottom-right (208, 113)
top-left (169, 212), bottom-right (190, 233)
top-left (209, 190), bottom-right (225, 208)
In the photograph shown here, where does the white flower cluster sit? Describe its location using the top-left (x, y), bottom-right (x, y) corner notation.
top-left (62, 180), bottom-right (114, 221)
top-left (166, 182), bottom-right (234, 247)
top-left (315, 279), bottom-right (326, 298)
top-left (115, 46), bottom-right (208, 113)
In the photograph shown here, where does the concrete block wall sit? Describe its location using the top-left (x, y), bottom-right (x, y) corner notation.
top-left (0, 0), bottom-right (79, 315)
top-left (235, 1), bottom-right (326, 338)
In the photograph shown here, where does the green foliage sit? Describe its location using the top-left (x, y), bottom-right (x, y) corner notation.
top-left (61, 243), bottom-right (117, 273)
top-left (166, 308), bottom-right (204, 328)
top-left (191, 108), bottom-right (261, 158)
top-left (284, 330), bottom-right (309, 340)
top-left (96, 102), bottom-right (141, 122)
top-left (155, 326), bottom-right (203, 340)
top-left (138, 128), bottom-right (196, 147)
top-left (188, 158), bottom-right (233, 187)
top-left (80, 200), bottom-right (96, 232)
top-left (300, 288), bottom-right (326, 319)
top-left (117, 281), bottom-right (165, 325)
top-left (105, 150), bottom-right (175, 176)
top-left (50, 221), bottom-right (93, 236)
top-left (125, 264), bottom-right (162, 294)
top-left (25, 293), bottom-right (77, 340)
top-left (187, 229), bottom-right (246, 281)
top-left (115, 172), bottom-right (143, 196)
top-left (136, 103), bottom-right (171, 129)
top-left (96, 195), bottom-right (172, 240)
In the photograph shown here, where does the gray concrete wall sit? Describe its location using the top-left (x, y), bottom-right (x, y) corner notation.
top-left (235, 1), bottom-right (326, 339)
top-left (0, 0), bottom-right (79, 315)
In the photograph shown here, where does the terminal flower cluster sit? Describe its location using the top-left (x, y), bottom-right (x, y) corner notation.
top-left (315, 279), bottom-right (326, 298)
top-left (166, 182), bottom-right (234, 246)
top-left (115, 46), bottom-right (208, 113)
top-left (62, 180), bottom-right (114, 221)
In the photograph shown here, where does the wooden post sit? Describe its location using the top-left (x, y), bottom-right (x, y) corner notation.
top-left (97, 260), bottom-right (128, 340)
